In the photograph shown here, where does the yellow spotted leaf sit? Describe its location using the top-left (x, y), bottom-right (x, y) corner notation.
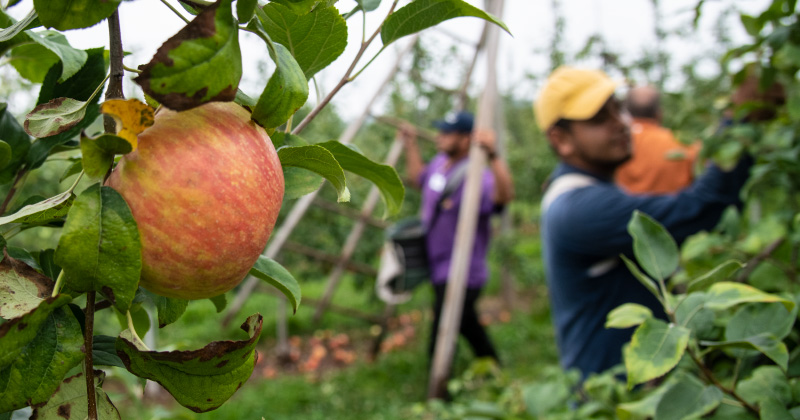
top-left (100, 99), bottom-right (155, 150)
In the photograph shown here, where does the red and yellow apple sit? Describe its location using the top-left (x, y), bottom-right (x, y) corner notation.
top-left (106, 101), bottom-right (284, 300)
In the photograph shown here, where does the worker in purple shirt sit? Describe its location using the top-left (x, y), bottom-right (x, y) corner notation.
top-left (398, 111), bottom-right (514, 364)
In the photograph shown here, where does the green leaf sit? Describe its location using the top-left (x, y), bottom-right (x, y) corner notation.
top-left (0, 190), bottom-right (74, 227)
top-left (80, 132), bottom-right (132, 181)
top-left (7, 247), bottom-right (39, 271)
top-left (24, 97), bottom-right (89, 138)
top-left (28, 47), bottom-right (107, 171)
top-left (271, 131), bottom-right (308, 148)
top-left (237, 0), bottom-right (258, 22)
top-left (209, 293), bottom-right (227, 313)
top-left (616, 375), bottom-right (681, 420)
top-left (60, 158), bottom-right (83, 182)
top-left (0, 141), bottom-right (12, 171)
top-left (317, 141), bottom-right (405, 217)
top-left (654, 373), bottom-right (722, 420)
top-left (55, 184), bottom-right (142, 312)
top-left (687, 259), bottom-right (745, 292)
top-left (620, 254), bottom-right (662, 301)
top-left (25, 30), bottom-right (87, 82)
top-left (34, 0), bottom-right (122, 31)
top-left (381, 0), bottom-right (510, 47)
top-left (249, 256), bottom-right (301, 313)
top-left (727, 302), bottom-right (797, 342)
top-left (135, 0), bottom-right (241, 111)
top-left (0, 103), bottom-right (31, 185)
top-left (624, 318), bottom-right (690, 388)
top-left (35, 249), bottom-right (60, 281)
top-left (740, 14), bottom-right (763, 37)
top-left (30, 370), bottom-right (121, 419)
top-left (606, 303), bottom-right (653, 329)
top-left (278, 145), bottom-right (349, 202)
top-left (702, 333), bottom-right (789, 371)
top-left (0, 253), bottom-right (54, 319)
top-left (736, 366), bottom-right (792, 407)
top-left (0, 296), bottom-right (84, 412)
top-left (704, 282), bottom-right (794, 312)
top-left (269, 0), bottom-right (321, 14)
top-left (249, 17), bottom-right (309, 129)
top-left (0, 8), bottom-right (37, 43)
top-left (358, 0), bottom-right (381, 12)
top-left (8, 42), bottom-right (59, 83)
top-left (627, 210), bottom-right (679, 281)
top-left (116, 306), bottom-right (151, 338)
top-left (283, 166), bottom-right (324, 200)
top-left (760, 397), bottom-right (794, 420)
top-left (116, 313), bottom-right (263, 413)
top-left (0, 9), bottom-right (37, 56)
top-left (673, 293), bottom-right (716, 340)
top-left (92, 335), bottom-right (125, 368)
top-left (260, 3), bottom-right (347, 79)
top-left (140, 289), bottom-right (189, 328)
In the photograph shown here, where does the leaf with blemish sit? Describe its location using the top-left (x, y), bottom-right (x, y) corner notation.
top-left (55, 184), bottom-right (141, 312)
top-left (135, 0), bottom-right (241, 111)
top-left (0, 251), bottom-right (55, 319)
top-left (0, 189), bottom-right (74, 227)
top-left (115, 314), bottom-right (263, 413)
top-left (30, 370), bottom-right (121, 419)
top-left (0, 295), bottom-right (84, 412)
top-left (100, 98), bottom-right (155, 150)
top-left (24, 97), bottom-right (88, 138)
top-left (80, 132), bottom-right (133, 180)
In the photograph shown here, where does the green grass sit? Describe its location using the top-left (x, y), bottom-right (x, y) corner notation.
top-left (106, 280), bottom-right (558, 420)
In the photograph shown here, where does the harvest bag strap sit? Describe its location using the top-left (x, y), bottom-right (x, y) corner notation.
top-left (541, 173), bottom-right (596, 214)
top-left (540, 173), bottom-right (619, 278)
top-left (429, 161), bottom-right (469, 229)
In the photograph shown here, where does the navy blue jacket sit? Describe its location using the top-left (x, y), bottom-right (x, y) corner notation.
top-left (541, 158), bottom-right (752, 377)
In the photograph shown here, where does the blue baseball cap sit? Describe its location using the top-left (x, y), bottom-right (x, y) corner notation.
top-left (433, 111), bottom-right (474, 133)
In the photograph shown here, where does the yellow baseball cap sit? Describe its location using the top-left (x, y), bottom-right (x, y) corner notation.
top-left (534, 66), bottom-right (618, 130)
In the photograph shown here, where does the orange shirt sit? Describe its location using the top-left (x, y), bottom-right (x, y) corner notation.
top-left (616, 118), bottom-right (700, 195)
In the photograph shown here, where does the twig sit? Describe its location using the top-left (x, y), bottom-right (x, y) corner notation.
top-left (687, 347), bottom-right (759, 415)
top-left (104, 10), bottom-right (125, 132)
top-left (735, 238), bottom-right (785, 282)
top-left (292, 0), bottom-right (399, 135)
top-left (0, 169), bottom-right (27, 215)
top-left (84, 291), bottom-right (98, 420)
top-left (160, 0), bottom-right (191, 24)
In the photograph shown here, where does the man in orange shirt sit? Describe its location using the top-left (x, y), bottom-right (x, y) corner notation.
top-left (615, 86), bottom-right (700, 194)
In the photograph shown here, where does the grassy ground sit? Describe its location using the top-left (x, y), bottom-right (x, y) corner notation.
top-left (104, 276), bottom-right (559, 420)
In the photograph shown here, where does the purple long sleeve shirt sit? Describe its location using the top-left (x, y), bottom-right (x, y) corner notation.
top-left (419, 153), bottom-right (497, 289)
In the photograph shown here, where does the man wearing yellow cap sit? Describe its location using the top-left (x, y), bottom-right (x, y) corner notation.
top-left (535, 66), bottom-right (752, 378)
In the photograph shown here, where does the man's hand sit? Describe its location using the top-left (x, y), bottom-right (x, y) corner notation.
top-left (398, 122), bottom-right (418, 146)
top-left (473, 129), bottom-right (497, 160)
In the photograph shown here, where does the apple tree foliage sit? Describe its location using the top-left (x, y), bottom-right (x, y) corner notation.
top-left (0, 0), bottom-right (509, 417)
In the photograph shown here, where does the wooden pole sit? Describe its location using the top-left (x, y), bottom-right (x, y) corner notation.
top-left (222, 35), bottom-right (419, 327)
top-left (427, 0), bottom-right (504, 400)
top-left (312, 135), bottom-right (405, 323)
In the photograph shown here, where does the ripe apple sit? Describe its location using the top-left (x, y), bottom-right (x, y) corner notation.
top-left (106, 101), bottom-right (284, 300)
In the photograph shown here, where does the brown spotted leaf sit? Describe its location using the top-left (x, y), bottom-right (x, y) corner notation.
top-left (30, 370), bottom-right (121, 419)
top-left (100, 98), bottom-right (154, 151)
top-left (0, 295), bottom-right (83, 412)
top-left (134, 0), bottom-right (241, 111)
top-left (0, 251), bottom-right (55, 319)
top-left (115, 313), bottom-right (263, 413)
top-left (24, 97), bottom-right (88, 138)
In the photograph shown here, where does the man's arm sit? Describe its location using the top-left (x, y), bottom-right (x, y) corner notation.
top-left (398, 123), bottom-right (425, 189)
top-left (474, 129), bottom-right (515, 205)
